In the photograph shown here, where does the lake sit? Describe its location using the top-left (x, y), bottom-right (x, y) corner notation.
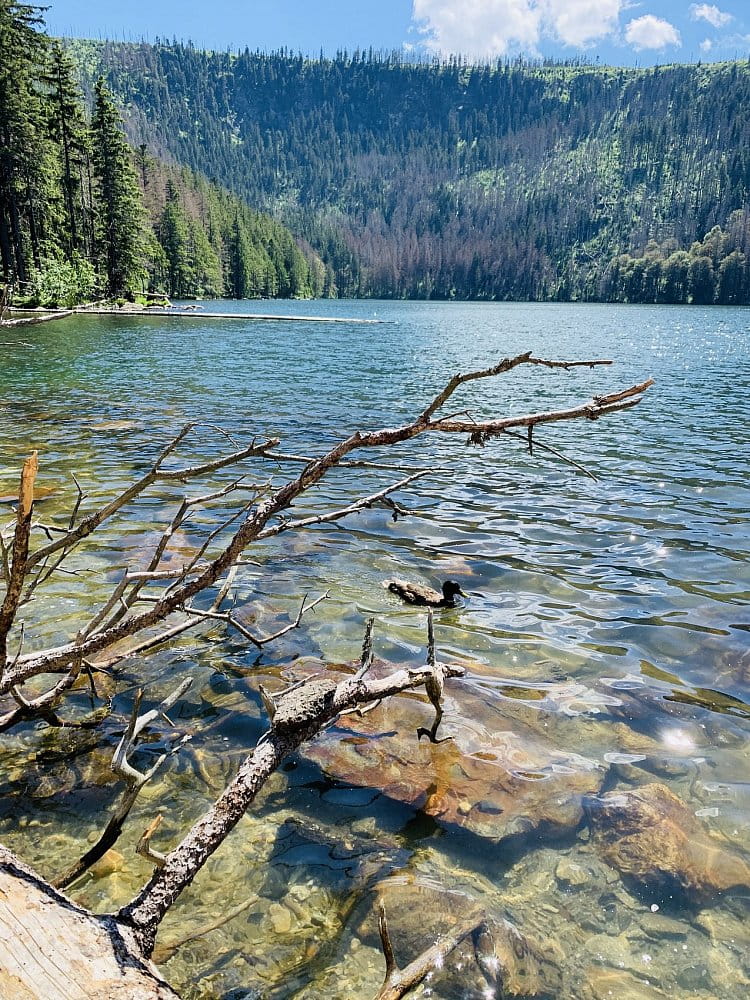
top-left (1, 300), bottom-right (749, 999)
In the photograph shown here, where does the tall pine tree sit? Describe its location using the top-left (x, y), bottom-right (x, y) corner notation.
top-left (44, 41), bottom-right (92, 259)
top-left (90, 77), bottom-right (145, 296)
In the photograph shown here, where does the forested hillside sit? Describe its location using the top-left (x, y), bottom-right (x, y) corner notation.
top-left (0, 2), bottom-right (320, 305)
top-left (71, 40), bottom-right (750, 303)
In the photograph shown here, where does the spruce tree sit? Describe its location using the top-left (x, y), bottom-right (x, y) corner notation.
top-left (0, 0), bottom-right (50, 285)
top-left (43, 41), bottom-right (91, 258)
top-left (159, 179), bottom-right (192, 296)
top-left (90, 77), bottom-right (145, 296)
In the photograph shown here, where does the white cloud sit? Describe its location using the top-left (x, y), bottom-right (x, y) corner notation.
top-left (411, 0), bottom-right (626, 58)
top-left (689, 4), bottom-right (733, 29)
top-left (699, 37), bottom-right (713, 52)
top-left (412, 0), bottom-right (541, 58)
top-left (625, 15), bottom-right (682, 51)
top-left (543, 0), bottom-right (623, 48)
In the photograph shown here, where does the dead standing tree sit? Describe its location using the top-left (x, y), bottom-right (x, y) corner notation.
top-left (0, 354), bottom-right (652, 998)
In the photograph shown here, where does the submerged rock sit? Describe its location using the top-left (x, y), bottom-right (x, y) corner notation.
top-left (296, 657), bottom-right (606, 845)
top-left (368, 877), bottom-right (563, 998)
top-left (581, 967), bottom-right (668, 1000)
top-left (584, 934), bottom-right (663, 981)
top-left (555, 857), bottom-right (591, 889)
top-left (88, 419), bottom-right (139, 431)
top-left (585, 783), bottom-right (750, 904)
top-left (476, 915), bottom-right (564, 997)
top-left (89, 848), bottom-right (125, 879)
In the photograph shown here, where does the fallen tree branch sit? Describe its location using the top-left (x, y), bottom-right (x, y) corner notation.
top-left (0, 844), bottom-right (181, 1000)
top-left (417, 351), bottom-right (613, 422)
top-left (151, 894), bottom-right (258, 965)
top-left (186, 590), bottom-right (329, 648)
top-left (0, 309), bottom-right (74, 327)
top-left (54, 679), bottom-right (193, 889)
top-left (374, 899), bottom-right (486, 1000)
top-left (0, 451), bottom-right (38, 665)
top-left (117, 619), bottom-right (465, 955)
top-left (25, 424), bottom-right (279, 573)
top-left (2, 360), bottom-right (652, 698)
top-left (254, 470), bottom-right (432, 540)
top-left (137, 815), bottom-right (167, 868)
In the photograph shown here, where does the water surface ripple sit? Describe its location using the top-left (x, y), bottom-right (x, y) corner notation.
top-left (1, 301), bottom-right (748, 999)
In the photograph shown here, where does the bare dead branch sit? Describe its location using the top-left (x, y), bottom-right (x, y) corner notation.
top-left (0, 309), bottom-right (74, 327)
top-left (0, 532), bottom-right (11, 586)
top-left (0, 657), bottom-right (85, 734)
top-left (54, 679), bottom-right (192, 889)
top-left (1, 361), bottom-right (652, 703)
top-left (25, 427), bottom-right (280, 572)
top-left (0, 452), bottom-right (38, 665)
top-left (183, 591), bottom-right (328, 648)
top-left (378, 901), bottom-right (398, 980)
top-left (501, 427), bottom-right (598, 480)
top-left (266, 450), bottom-right (431, 473)
top-left (68, 473), bottom-right (86, 530)
top-left (89, 565), bottom-right (242, 672)
top-left (254, 470), bottom-right (432, 541)
top-left (151, 894), bottom-right (258, 966)
top-left (117, 620), bottom-right (466, 956)
top-left (417, 352), bottom-right (614, 422)
top-left (374, 899), bottom-right (485, 1000)
top-left (355, 617), bottom-right (375, 681)
top-left (137, 815), bottom-right (167, 869)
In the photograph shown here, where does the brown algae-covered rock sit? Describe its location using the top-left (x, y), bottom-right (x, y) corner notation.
top-left (585, 782), bottom-right (750, 903)
top-left (283, 655), bottom-right (607, 845)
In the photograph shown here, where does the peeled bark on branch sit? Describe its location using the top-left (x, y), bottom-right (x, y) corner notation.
top-left (0, 451), bottom-right (38, 664)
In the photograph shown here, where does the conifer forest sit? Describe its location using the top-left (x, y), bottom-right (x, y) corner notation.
top-left (2, 0), bottom-right (750, 303)
top-left (0, 1), bottom-right (320, 305)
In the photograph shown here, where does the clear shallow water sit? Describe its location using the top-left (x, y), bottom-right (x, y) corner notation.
top-left (1, 300), bottom-right (749, 999)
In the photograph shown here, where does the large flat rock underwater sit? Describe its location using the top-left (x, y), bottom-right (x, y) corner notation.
top-left (271, 657), bottom-right (608, 847)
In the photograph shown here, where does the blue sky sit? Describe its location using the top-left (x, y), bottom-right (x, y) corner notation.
top-left (44, 1), bottom-right (750, 65)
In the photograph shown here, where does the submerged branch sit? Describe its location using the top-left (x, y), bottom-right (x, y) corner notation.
top-left (54, 679), bottom-right (193, 889)
top-left (118, 620), bottom-right (465, 956)
top-left (374, 900), bottom-right (485, 1000)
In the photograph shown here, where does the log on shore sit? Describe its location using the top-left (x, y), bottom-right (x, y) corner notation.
top-left (72, 307), bottom-right (383, 324)
top-left (0, 310), bottom-right (73, 327)
top-left (4, 306), bottom-right (382, 324)
top-left (0, 845), bottom-right (178, 1000)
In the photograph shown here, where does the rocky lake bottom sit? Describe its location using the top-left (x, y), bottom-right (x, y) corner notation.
top-left (1, 299), bottom-right (748, 999)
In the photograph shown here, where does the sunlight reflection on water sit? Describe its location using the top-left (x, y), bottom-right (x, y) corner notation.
top-left (1, 301), bottom-right (748, 998)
